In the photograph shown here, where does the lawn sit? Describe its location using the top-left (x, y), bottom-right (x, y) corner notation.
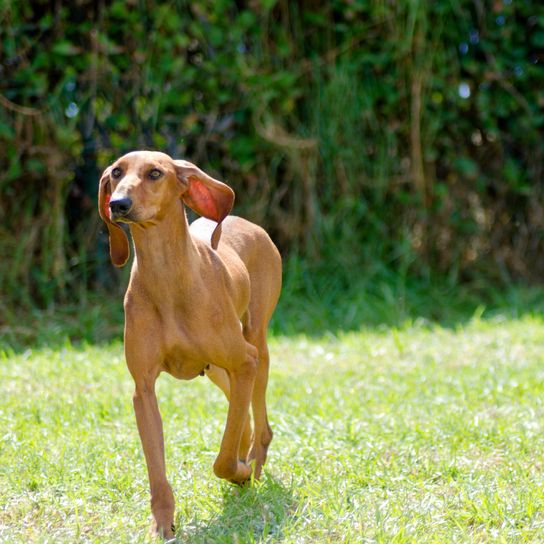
top-left (2, 312), bottom-right (544, 542)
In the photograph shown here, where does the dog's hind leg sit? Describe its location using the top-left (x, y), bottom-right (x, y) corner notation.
top-left (247, 330), bottom-right (273, 480)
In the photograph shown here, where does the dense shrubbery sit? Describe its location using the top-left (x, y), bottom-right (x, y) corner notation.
top-left (0, 1), bottom-right (542, 308)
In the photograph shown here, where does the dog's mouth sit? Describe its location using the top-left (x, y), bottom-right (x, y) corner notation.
top-left (111, 212), bottom-right (136, 223)
top-left (110, 205), bottom-right (140, 223)
top-left (112, 209), bottom-right (157, 226)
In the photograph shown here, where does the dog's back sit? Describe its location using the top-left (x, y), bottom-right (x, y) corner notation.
top-left (190, 216), bottom-right (282, 331)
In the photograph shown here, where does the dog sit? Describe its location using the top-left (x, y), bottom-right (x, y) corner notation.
top-left (98, 150), bottom-right (282, 538)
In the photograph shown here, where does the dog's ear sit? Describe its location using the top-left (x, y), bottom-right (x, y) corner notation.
top-left (174, 160), bottom-right (235, 249)
top-left (98, 166), bottom-right (130, 267)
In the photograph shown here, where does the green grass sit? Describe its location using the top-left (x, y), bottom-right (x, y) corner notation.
top-left (2, 309), bottom-right (544, 542)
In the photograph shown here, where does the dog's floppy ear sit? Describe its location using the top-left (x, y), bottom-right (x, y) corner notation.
top-left (174, 160), bottom-right (235, 249)
top-left (98, 166), bottom-right (130, 267)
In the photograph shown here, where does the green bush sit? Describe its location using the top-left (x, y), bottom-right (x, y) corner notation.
top-left (0, 1), bottom-right (542, 309)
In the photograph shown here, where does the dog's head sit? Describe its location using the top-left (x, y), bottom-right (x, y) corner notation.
top-left (98, 151), bottom-right (235, 266)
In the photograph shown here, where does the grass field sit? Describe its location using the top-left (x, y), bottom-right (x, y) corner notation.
top-left (2, 301), bottom-right (544, 543)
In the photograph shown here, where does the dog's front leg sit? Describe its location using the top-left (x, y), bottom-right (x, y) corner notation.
top-left (205, 364), bottom-right (253, 461)
top-left (213, 343), bottom-right (258, 483)
top-left (133, 379), bottom-right (175, 539)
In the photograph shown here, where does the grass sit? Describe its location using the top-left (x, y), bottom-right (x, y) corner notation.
top-left (2, 295), bottom-right (544, 542)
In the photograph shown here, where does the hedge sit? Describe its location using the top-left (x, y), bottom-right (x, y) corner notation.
top-left (0, 1), bottom-right (542, 307)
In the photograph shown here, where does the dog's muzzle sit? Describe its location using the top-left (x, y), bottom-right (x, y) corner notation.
top-left (109, 197), bottom-right (133, 220)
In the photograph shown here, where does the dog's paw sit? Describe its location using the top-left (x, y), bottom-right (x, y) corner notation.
top-left (231, 461), bottom-right (253, 485)
top-left (150, 519), bottom-right (175, 540)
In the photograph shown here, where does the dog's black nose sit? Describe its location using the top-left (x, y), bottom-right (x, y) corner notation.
top-left (109, 197), bottom-right (132, 216)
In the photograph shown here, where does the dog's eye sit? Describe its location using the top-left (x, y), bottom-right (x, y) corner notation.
top-left (148, 168), bottom-right (163, 180)
top-left (111, 167), bottom-right (123, 179)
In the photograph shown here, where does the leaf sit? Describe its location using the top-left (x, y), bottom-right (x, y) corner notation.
top-left (52, 41), bottom-right (80, 56)
top-left (454, 157), bottom-right (479, 179)
top-left (0, 122), bottom-right (15, 140)
top-left (532, 31), bottom-right (544, 48)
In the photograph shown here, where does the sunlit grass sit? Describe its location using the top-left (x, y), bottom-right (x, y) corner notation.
top-left (2, 313), bottom-right (544, 542)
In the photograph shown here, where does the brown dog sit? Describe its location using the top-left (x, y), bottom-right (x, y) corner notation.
top-left (98, 151), bottom-right (281, 538)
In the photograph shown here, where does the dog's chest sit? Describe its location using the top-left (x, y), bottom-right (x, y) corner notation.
top-left (159, 306), bottom-right (243, 379)
top-left (162, 345), bottom-right (207, 380)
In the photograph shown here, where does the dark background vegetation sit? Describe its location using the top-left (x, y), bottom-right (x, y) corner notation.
top-left (0, 1), bottom-right (543, 343)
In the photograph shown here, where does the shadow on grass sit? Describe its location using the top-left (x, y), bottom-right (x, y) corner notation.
top-left (175, 474), bottom-right (296, 544)
top-left (271, 258), bottom-right (544, 336)
top-left (2, 265), bottom-right (544, 353)
top-left (0, 293), bottom-right (126, 353)
top-left (271, 280), bottom-right (544, 337)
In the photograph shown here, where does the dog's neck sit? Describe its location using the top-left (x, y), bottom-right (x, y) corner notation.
top-left (129, 200), bottom-right (200, 292)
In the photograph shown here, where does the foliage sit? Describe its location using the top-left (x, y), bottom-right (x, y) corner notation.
top-left (0, 1), bottom-right (543, 309)
top-left (3, 316), bottom-right (544, 541)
